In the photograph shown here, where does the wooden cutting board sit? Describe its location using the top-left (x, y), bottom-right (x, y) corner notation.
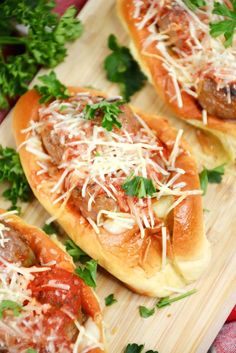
top-left (1, 1), bottom-right (236, 352)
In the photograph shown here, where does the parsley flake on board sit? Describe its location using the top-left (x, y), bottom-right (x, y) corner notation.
top-left (0, 0), bottom-right (83, 109)
top-left (0, 300), bottom-right (22, 318)
top-left (104, 34), bottom-right (147, 102)
top-left (184, 0), bottom-right (206, 10)
top-left (34, 71), bottom-right (70, 104)
top-left (75, 259), bottom-right (98, 288)
top-left (156, 289), bottom-right (197, 308)
top-left (124, 344), bottom-right (159, 353)
top-left (139, 305), bottom-right (155, 318)
top-left (122, 176), bottom-right (156, 198)
top-left (199, 164), bottom-right (225, 195)
top-left (0, 145), bottom-right (32, 211)
top-left (105, 293), bottom-right (117, 306)
top-left (83, 100), bottom-right (123, 131)
top-left (210, 1), bottom-right (236, 47)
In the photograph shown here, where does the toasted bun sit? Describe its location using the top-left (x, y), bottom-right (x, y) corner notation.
top-left (117, 0), bottom-right (236, 161)
top-left (13, 87), bottom-right (210, 297)
top-left (0, 209), bottom-right (105, 353)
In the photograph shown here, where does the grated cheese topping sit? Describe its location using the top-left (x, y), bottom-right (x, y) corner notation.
top-left (133, 0), bottom-right (236, 115)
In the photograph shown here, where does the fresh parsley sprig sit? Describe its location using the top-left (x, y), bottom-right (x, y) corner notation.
top-left (0, 145), bottom-right (32, 211)
top-left (65, 238), bottom-right (98, 288)
top-left (156, 289), bottom-right (197, 308)
top-left (210, 1), bottom-right (236, 47)
top-left (124, 343), bottom-right (159, 353)
top-left (104, 34), bottom-right (147, 102)
top-left (84, 100), bottom-right (123, 131)
top-left (199, 164), bottom-right (225, 195)
top-left (42, 223), bottom-right (58, 235)
top-left (0, 0), bottom-right (83, 108)
top-left (105, 293), bottom-right (117, 306)
top-left (34, 71), bottom-right (70, 104)
top-left (27, 349), bottom-right (37, 353)
top-left (0, 300), bottom-right (22, 318)
top-left (122, 176), bottom-right (156, 198)
top-left (184, 0), bottom-right (206, 10)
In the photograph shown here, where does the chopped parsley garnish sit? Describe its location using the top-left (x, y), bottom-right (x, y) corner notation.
top-left (65, 238), bottom-right (90, 263)
top-left (34, 71), bottom-right (70, 104)
top-left (124, 344), bottom-right (159, 353)
top-left (42, 223), bottom-right (57, 235)
top-left (122, 176), bottom-right (156, 198)
top-left (0, 300), bottom-right (22, 318)
top-left (75, 259), bottom-right (98, 288)
top-left (27, 349), bottom-right (38, 353)
top-left (139, 305), bottom-right (155, 318)
top-left (105, 293), bottom-right (117, 306)
top-left (0, 0), bottom-right (83, 109)
top-left (0, 145), bottom-right (32, 211)
top-left (104, 34), bottom-right (147, 102)
top-left (199, 164), bottom-right (225, 195)
top-left (184, 0), bottom-right (206, 10)
top-left (83, 100), bottom-right (123, 131)
top-left (210, 1), bottom-right (236, 47)
top-left (156, 289), bottom-right (197, 308)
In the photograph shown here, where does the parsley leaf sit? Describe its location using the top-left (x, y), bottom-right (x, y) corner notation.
top-left (184, 0), bottom-right (206, 10)
top-left (122, 176), bottom-right (156, 198)
top-left (210, 1), bottom-right (236, 47)
top-left (0, 145), bottom-right (32, 211)
top-left (105, 293), bottom-right (117, 306)
top-left (0, 300), bottom-right (22, 318)
top-left (0, 0), bottom-right (83, 108)
top-left (83, 100), bottom-right (123, 131)
top-left (199, 164), bottom-right (225, 195)
top-left (75, 259), bottom-right (98, 288)
top-left (34, 71), bottom-right (70, 104)
top-left (42, 223), bottom-right (57, 235)
top-left (156, 289), bottom-right (197, 308)
top-left (104, 34), bottom-right (147, 102)
top-left (65, 238), bottom-right (90, 263)
top-left (139, 305), bottom-right (155, 318)
top-left (124, 344), bottom-right (145, 353)
top-left (124, 344), bottom-right (159, 353)
top-left (27, 349), bottom-right (37, 353)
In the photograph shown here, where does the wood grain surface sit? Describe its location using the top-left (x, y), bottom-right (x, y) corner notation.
top-left (0, 1), bottom-right (236, 352)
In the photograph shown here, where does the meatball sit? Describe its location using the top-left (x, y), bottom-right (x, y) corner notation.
top-left (0, 222), bottom-right (36, 267)
top-left (198, 77), bottom-right (236, 119)
top-left (70, 184), bottom-right (117, 221)
top-left (41, 127), bottom-right (65, 164)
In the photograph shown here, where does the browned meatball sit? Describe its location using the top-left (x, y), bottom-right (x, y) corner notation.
top-left (0, 222), bottom-right (36, 267)
top-left (70, 184), bottom-right (118, 221)
top-left (118, 105), bottom-right (142, 134)
top-left (41, 127), bottom-right (65, 164)
top-left (198, 77), bottom-right (236, 119)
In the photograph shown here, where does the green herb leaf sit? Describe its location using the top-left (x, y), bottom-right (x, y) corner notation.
top-left (124, 344), bottom-right (145, 353)
top-left (139, 305), bottom-right (155, 318)
top-left (104, 34), bottom-right (147, 102)
top-left (83, 100), bottom-right (123, 131)
top-left (184, 0), bottom-right (206, 10)
top-left (42, 223), bottom-right (57, 235)
top-left (199, 164), bottom-right (225, 195)
top-left (156, 289), bottom-right (197, 309)
top-left (27, 349), bottom-right (38, 353)
top-left (34, 71), bottom-right (70, 104)
top-left (75, 259), bottom-right (98, 288)
top-left (122, 176), bottom-right (156, 198)
top-left (0, 300), bottom-right (22, 318)
top-left (210, 1), bottom-right (236, 47)
top-left (0, 145), bottom-right (32, 211)
top-left (0, 0), bottom-right (83, 108)
top-left (105, 293), bottom-right (117, 306)
top-left (65, 238), bottom-right (90, 263)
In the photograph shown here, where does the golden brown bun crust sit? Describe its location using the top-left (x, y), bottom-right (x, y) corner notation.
top-left (13, 88), bottom-right (210, 297)
top-left (117, 0), bottom-right (236, 137)
top-left (0, 209), bottom-right (105, 352)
